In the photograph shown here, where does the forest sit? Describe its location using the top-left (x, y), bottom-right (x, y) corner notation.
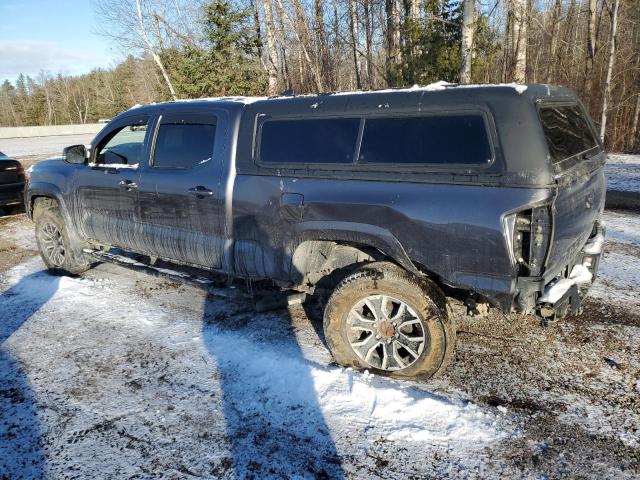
top-left (0, 0), bottom-right (638, 152)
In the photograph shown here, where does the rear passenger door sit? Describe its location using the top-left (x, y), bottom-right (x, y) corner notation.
top-left (135, 109), bottom-right (225, 269)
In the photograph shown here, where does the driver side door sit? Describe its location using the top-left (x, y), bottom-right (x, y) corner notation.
top-left (73, 114), bottom-right (154, 250)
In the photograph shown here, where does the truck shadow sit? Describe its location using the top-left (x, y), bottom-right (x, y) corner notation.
top-left (200, 292), bottom-right (344, 479)
top-left (0, 270), bottom-right (60, 479)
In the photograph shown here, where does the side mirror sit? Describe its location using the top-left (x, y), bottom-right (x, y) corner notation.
top-left (63, 144), bottom-right (88, 164)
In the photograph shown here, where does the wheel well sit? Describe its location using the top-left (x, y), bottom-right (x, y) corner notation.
top-left (29, 195), bottom-right (58, 218)
top-left (291, 240), bottom-right (412, 292)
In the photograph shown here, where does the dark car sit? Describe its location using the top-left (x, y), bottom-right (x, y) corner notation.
top-left (25, 83), bottom-right (606, 379)
top-left (0, 151), bottom-right (25, 214)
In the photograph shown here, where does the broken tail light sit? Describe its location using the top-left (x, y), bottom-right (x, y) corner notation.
top-left (505, 205), bottom-right (552, 277)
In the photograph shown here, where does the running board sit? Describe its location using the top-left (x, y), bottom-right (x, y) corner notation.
top-left (83, 248), bottom-right (306, 311)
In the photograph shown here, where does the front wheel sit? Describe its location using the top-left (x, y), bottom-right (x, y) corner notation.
top-left (33, 198), bottom-right (90, 275)
top-left (323, 262), bottom-right (455, 379)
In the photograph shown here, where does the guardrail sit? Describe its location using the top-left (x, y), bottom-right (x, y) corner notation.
top-left (0, 123), bottom-right (104, 139)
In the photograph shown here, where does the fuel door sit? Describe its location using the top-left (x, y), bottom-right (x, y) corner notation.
top-left (280, 193), bottom-right (304, 222)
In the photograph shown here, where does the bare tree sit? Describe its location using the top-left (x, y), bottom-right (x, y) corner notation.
top-left (134, 0), bottom-right (177, 100)
top-left (600, 0), bottom-right (620, 141)
top-left (508, 0), bottom-right (527, 83)
top-left (348, 0), bottom-right (362, 89)
top-left (631, 82), bottom-right (640, 150)
top-left (262, 0), bottom-right (281, 95)
top-left (385, 0), bottom-right (400, 86)
top-left (460, 0), bottom-right (474, 83)
top-left (586, 0), bottom-right (597, 80)
top-left (38, 71), bottom-right (54, 125)
top-left (545, 0), bottom-right (562, 83)
top-left (94, 0), bottom-right (204, 100)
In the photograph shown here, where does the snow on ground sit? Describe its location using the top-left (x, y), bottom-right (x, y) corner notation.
top-left (608, 153), bottom-right (640, 165)
top-left (0, 214), bottom-right (36, 250)
top-left (603, 209), bottom-right (640, 245)
top-left (606, 154), bottom-right (640, 193)
top-left (2, 169), bottom-right (640, 478)
top-left (1, 212), bottom-right (638, 478)
top-left (0, 133), bottom-right (94, 161)
top-left (589, 210), bottom-right (640, 309)
top-left (1, 254), bottom-right (513, 479)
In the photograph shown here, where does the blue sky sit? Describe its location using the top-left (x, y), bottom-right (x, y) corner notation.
top-left (0, 0), bottom-right (121, 84)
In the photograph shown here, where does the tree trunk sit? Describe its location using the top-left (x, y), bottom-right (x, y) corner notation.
top-left (509, 0), bottom-right (527, 83)
top-left (274, 0), bottom-right (291, 89)
top-left (385, 0), bottom-right (399, 86)
top-left (363, 0), bottom-right (373, 88)
top-left (262, 0), bottom-right (280, 95)
top-left (314, 0), bottom-right (331, 89)
top-left (585, 0), bottom-right (597, 81)
top-left (460, 0), bottom-right (474, 83)
top-left (280, 0), bottom-right (323, 91)
top-left (135, 0), bottom-right (177, 101)
top-left (631, 87), bottom-right (640, 151)
top-left (600, 0), bottom-right (619, 142)
top-left (348, 0), bottom-right (362, 89)
top-left (252, 0), bottom-right (265, 70)
top-left (545, 0), bottom-right (561, 84)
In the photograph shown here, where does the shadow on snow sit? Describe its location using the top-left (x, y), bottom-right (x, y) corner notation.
top-left (0, 270), bottom-right (60, 479)
top-left (201, 293), bottom-right (344, 479)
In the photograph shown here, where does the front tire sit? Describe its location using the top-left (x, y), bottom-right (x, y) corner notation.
top-left (33, 198), bottom-right (90, 275)
top-left (323, 262), bottom-right (455, 379)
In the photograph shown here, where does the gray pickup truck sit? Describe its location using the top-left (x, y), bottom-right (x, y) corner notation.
top-left (25, 83), bottom-right (605, 379)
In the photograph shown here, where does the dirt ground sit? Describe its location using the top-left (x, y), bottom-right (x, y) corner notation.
top-left (1, 210), bottom-right (638, 479)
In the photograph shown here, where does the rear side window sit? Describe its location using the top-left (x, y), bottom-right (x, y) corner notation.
top-left (259, 118), bottom-right (360, 164)
top-left (359, 114), bottom-right (492, 165)
top-left (538, 104), bottom-right (598, 166)
top-left (153, 113), bottom-right (217, 168)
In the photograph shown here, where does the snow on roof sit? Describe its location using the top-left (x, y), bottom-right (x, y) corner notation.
top-left (268, 81), bottom-right (528, 99)
top-left (127, 96), bottom-right (265, 111)
top-left (127, 82), bottom-right (529, 111)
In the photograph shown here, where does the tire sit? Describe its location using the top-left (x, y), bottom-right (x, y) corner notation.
top-left (33, 198), bottom-right (90, 275)
top-left (323, 261), bottom-right (456, 379)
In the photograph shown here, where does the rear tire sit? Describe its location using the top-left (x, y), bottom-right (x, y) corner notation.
top-left (323, 261), bottom-right (455, 379)
top-left (33, 198), bottom-right (90, 275)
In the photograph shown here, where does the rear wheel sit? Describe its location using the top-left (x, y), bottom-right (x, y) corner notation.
top-left (323, 262), bottom-right (455, 379)
top-left (33, 198), bottom-right (90, 275)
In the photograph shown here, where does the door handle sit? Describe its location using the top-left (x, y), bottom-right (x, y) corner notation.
top-left (119, 179), bottom-right (138, 190)
top-left (189, 186), bottom-right (214, 197)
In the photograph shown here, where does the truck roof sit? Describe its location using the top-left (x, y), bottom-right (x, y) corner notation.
top-left (124, 82), bottom-right (578, 115)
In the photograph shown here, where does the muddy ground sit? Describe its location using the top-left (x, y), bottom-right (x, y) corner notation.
top-left (1, 210), bottom-right (638, 479)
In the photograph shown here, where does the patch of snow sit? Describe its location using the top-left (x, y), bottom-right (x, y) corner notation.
top-left (606, 161), bottom-right (640, 193)
top-left (127, 97), bottom-right (266, 112)
top-left (583, 233), bottom-right (605, 255)
top-left (607, 153), bottom-right (640, 165)
top-left (589, 251), bottom-right (640, 308)
top-left (540, 265), bottom-right (593, 304)
top-left (603, 210), bottom-right (640, 246)
top-left (0, 216), bottom-right (37, 250)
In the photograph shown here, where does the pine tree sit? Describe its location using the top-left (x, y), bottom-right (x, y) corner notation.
top-left (164, 0), bottom-right (267, 98)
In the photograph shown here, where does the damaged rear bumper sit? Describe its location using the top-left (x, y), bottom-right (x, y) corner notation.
top-left (515, 222), bottom-right (604, 319)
